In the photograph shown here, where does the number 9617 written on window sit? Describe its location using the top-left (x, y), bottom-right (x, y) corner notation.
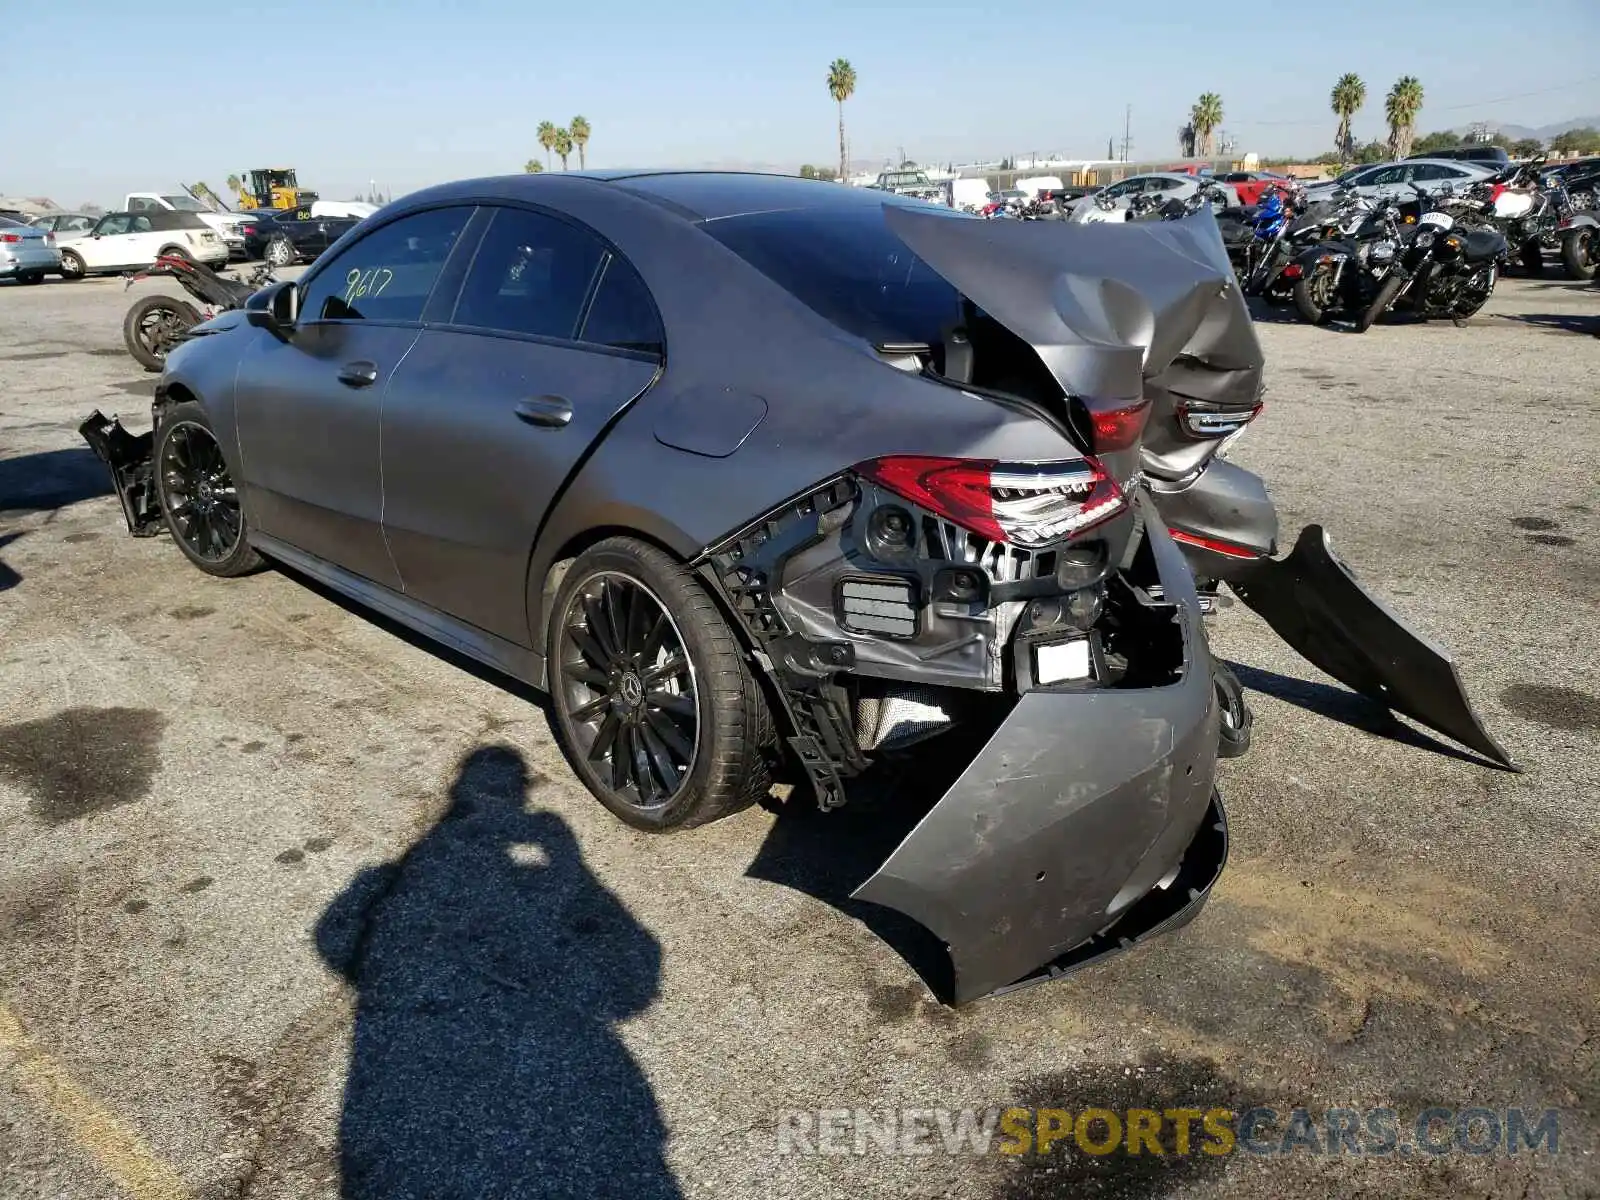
top-left (300, 207), bottom-right (469, 324)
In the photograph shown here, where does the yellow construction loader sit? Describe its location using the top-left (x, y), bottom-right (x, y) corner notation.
top-left (230, 168), bottom-right (318, 211)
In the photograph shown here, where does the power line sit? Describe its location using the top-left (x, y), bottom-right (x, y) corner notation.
top-left (1231, 73), bottom-right (1600, 128)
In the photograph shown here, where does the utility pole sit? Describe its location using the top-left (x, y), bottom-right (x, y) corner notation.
top-left (1120, 105), bottom-right (1132, 163)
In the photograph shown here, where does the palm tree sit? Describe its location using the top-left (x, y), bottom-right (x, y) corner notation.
top-left (570, 116), bottom-right (591, 170)
top-left (1385, 76), bottom-right (1424, 159)
top-left (537, 121), bottom-right (558, 170)
top-left (1190, 93), bottom-right (1223, 157)
top-left (827, 58), bottom-right (857, 182)
top-left (1331, 73), bottom-right (1366, 162)
top-left (553, 127), bottom-right (574, 170)
top-left (524, 159), bottom-right (544, 174)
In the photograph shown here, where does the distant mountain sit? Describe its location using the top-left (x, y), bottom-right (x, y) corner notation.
top-left (1454, 116), bottom-right (1600, 142)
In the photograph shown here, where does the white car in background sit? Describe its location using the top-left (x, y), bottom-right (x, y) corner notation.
top-left (55, 210), bottom-right (228, 279)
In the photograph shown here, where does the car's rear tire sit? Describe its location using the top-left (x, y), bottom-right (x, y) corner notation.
top-left (58, 250), bottom-right (85, 279)
top-left (265, 236), bottom-right (296, 267)
top-left (19, 271), bottom-right (44, 285)
top-left (153, 401), bottom-right (265, 578)
top-left (158, 245), bottom-right (192, 264)
top-left (124, 295), bottom-right (201, 371)
top-left (547, 537), bottom-right (774, 832)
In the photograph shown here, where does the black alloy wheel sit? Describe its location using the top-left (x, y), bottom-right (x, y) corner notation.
top-left (154, 409), bottom-right (262, 577)
top-left (557, 571), bottom-right (700, 813)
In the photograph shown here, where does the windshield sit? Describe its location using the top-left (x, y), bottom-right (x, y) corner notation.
top-left (704, 202), bottom-right (964, 347)
top-left (161, 195), bottom-right (207, 211)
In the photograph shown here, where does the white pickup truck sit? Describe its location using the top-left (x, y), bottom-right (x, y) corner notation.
top-left (123, 193), bottom-right (252, 258)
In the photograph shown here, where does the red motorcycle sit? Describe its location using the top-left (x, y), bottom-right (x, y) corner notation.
top-left (121, 255), bottom-right (276, 372)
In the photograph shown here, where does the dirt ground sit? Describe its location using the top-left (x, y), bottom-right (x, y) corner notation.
top-left (1, 268), bottom-right (1597, 1200)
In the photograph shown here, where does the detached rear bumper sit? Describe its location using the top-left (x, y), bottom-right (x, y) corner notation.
top-left (853, 522), bottom-right (1225, 1003)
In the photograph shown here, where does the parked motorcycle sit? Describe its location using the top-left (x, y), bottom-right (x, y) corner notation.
top-left (1215, 184), bottom-right (1297, 291)
top-left (1354, 185), bottom-right (1507, 331)
top-left (1289, 191), bottom-right (1424, 325)
top-left (1256, 188), bottom-right (1374, 303)
top-left (1464, 157), bottom-right (1593, 278)
top-left (122, 256), bottom-right (276, 372)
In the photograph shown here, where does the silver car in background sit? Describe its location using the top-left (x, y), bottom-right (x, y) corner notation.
top-left (29, 212), bottom-right (97, 236)
top-left (0, 215), bottom-right (62, 284)
top-left (1303, 158), bottom-right (1494, 204)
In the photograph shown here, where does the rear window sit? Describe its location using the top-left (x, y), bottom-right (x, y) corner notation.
top-left (703, 204), bottom-right (963, 347)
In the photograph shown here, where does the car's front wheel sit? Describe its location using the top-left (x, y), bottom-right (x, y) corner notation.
top-left (154, 402), bottom-right (265, 577)
top-left (547, 537), bottom-right (774, 831)
top-left (58, 250), bottom-right (85, 279)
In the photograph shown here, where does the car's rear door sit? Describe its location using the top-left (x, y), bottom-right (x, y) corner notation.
top-left (380, 203), bottom-right (663, 645)
top-left (234, 204), bottom-right (475, 588)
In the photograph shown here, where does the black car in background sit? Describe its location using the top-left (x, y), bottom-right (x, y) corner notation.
top-left (240, 206), bottom-right (362, 265)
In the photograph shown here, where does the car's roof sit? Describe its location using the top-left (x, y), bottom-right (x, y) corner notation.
top-left (414, 170), bottom-right (947, 224)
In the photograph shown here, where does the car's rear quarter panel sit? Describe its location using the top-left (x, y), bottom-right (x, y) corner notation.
top-left (517, 180), bottom-right (1087, 655)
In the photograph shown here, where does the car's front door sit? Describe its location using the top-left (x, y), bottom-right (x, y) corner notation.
top-left (234, 204), bottom-right (475, 588)
top-left (80, 214), bottom-right (131, 268)
top-left (380, 204), bottom-right (664, 644)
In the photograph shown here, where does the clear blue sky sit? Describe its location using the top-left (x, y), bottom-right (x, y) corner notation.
top-left (9, 0), bottom-right (1598, 207)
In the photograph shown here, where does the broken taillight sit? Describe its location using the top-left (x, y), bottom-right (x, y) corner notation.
top-left (1088, 399), bottom-right (1151, 453)
top-left (1175, 399), bottom-right (1264, 439)
top-left (855, 455), bottom-right (1125, 549)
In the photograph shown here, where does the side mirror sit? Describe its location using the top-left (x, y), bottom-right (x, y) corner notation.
top-left (246, 278), bottom-right (299, 335)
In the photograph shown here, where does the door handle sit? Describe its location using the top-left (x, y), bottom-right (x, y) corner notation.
top-left (514, 395), bottom-right (573, 428)
top-left (337, 360), bottom-right (379, 388)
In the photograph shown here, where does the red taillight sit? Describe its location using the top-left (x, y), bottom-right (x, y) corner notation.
top-left (242, 224), bottom-right (257, 234)
top-left (0, 233), bottom-right (20, 244)
top-left (855, 455), bottom-right (1125, 548)
top-left (1282, 263), bottom-right (1302, 278)
top-left (1088, 399), bottom-right (1151, 453)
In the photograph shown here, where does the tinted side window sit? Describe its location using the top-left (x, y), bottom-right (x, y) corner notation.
top-left (300, 206), bottom-right (469, 324)
top-left (580, 255), bottom-right (663, 355)
top-left (1409, 164), bottom-right (1443, 182)
top-left (451, 207), bottom-right (604, 340)
top-left (98, 215), bottom-right (132, 236)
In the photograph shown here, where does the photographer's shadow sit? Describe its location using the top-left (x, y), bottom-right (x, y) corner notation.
top-left (316, 745), bottom-right (681, 1199)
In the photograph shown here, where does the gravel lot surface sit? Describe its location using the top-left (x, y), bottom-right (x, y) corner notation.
top-left (1, 269), bottom-right (1597, 1200)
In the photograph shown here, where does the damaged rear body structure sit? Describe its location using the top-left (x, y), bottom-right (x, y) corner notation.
top-left (77, 173), bottom-right (1512, 1005)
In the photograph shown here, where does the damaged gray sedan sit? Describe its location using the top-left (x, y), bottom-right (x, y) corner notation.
top-left (80, 172), bottom-right (1514, 1004)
